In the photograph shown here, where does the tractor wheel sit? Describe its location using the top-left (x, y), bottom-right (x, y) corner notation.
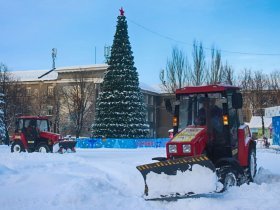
top-left (218, 166), bottom-right (238, 192)
top-left (247, 147), bottom-right (257, 182)
top-left (11, 141), bottom-right (24, 153)
top-left (36, 143), bottom-right (50, 153)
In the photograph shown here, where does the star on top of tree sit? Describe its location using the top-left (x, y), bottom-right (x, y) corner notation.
top-left (119, 7), bottom-right (124, 16)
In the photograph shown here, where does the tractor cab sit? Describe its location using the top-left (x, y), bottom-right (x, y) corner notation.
top-left (15, 116), bottom-right (50, 133)
top-left (170, 85), bottom-right (243, 162)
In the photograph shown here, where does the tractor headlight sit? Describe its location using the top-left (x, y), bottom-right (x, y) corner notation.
top-left (168, 144), bottom-right (177, 153)
top-left (182, 144), bottom-right (191, 153)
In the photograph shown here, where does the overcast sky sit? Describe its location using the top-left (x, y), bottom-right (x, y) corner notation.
top-left (1, 0), bottom-right (280, 86)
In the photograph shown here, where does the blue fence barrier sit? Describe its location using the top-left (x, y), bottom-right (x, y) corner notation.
top-left (76, 138), bottom-right (170, 149)
top-left (272, 116), bottom-right (280, 145)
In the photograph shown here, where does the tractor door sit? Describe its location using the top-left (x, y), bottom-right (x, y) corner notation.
top-left (207, 93), bottom-right (233, 162)
top-left (23, 119), bottom-right (39, 150)
top-left (226, 92), bottom-right (239, 157)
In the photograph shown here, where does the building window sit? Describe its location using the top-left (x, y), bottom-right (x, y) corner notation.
top-left (144, 94), bottom-right (148, 104)
top-left (47, 106), bottom-right (53, 115)
top-left (149, 111), bottom-right (154, 122)
top-left (34, 89), bottom-right (39, 97)
top-left (48, 86), bottom-right (54, 96)
top-left (149, 95), bottom-right (154, 105)
top-left (26, 87), bottom-right (31, 96)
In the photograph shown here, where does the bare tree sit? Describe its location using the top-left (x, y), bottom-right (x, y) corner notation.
top-left (238, 69), bottom-right (254, 122)
top-left (221, 62), bottom-right (235, 85)
top-left (208, 47), bottom-right (222, 84)
top-left (253, 71), bottom-right (269, 135)
top-left (61, 71), bottom-right (96, 138)
top-left (191, 41), bottom-right (206, 86)
top-left (160, 47), bottom-right (190, 93)
top-left (0, 64), bottom-right (31, 144)
top-left (52, 85), bottom-right (62, 133)
top-left (267, 70), bottom-right (280, 106)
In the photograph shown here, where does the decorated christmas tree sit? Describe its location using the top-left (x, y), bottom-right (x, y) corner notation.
top-left (92, 8), bottom-right (149, 138)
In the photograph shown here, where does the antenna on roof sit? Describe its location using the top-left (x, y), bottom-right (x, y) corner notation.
top-left (104, 45), bottom-right (111, 64)
top-left (52, 48), bottom-right (57, 69)
top-left (38, 48), bottom-right (57, 79)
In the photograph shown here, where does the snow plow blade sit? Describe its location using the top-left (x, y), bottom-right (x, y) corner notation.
top-left (136, 155), bottom-right (217, 199)
top-left (58, 140), bottom-right (77, 153)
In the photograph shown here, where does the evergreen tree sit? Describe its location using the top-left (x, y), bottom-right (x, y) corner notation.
top-left (92, 8), bottom-right (149, 138)
top-left (0, 93), bottom-right (7, 144)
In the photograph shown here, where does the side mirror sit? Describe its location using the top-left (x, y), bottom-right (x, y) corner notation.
top-left (165, 99), bottom-right (172, 113)
top-left (232, 92), bottom-right (243, 109)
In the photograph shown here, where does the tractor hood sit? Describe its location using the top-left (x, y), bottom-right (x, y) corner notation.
top-left (166, 126), bottom-right (208, 159)
top-left (40, 131), bottom-right (62, 143)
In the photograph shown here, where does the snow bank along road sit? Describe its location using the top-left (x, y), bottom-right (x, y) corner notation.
top-left (0, 146), bottom-right (280, 210)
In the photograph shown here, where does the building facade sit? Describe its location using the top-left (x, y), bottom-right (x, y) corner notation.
top-left (12, 64), bottom-right (172, 138)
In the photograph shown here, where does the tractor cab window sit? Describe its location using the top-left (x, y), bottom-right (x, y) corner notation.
top-left (17, 119), bottom-right (24, 132)
top-left (178, 94), bottom-right (205, 130)
top-left (37, 120), bottom-right (49, 132)
top-left (178, 93), bottom-right (225, 136)
top-left (24, 119), bottom-right (31, 129)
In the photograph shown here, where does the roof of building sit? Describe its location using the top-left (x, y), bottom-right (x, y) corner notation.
top-left (11, 69), bottom-right (58, 81)
top-left (10, 64), bottom-right (163, 94)
top-left (248, 116), bottom-right (272, 129)
top-left (55, 64), bottom-right (109, 73)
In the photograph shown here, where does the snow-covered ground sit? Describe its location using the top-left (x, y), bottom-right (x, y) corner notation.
top-left (0, 145), bottom-right (280, 210)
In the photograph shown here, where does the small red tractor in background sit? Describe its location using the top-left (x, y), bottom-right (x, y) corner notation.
top-left (11, 116), bottom-right (77, 153)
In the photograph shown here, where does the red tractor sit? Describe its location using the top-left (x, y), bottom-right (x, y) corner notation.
top-left (11, 116), bottom-right (77, 153)
top-left (137, 84), bottom-right (256, 199)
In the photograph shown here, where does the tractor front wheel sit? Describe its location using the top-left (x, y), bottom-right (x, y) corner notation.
top-left (11, 141), bottom-right (24, 153)
top-left (218, 166), bottom-right (238, 192)
top-left (36, 143), bottom-right (50, 153)
top-left (247, 147), bottom-right (257, 182)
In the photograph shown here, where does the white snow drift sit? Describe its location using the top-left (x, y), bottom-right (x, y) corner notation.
top-left (0, 146), bottom-right (280, 210)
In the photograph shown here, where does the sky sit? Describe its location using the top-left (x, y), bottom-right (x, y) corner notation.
top-left (1, 0), bottom-right (280, 86)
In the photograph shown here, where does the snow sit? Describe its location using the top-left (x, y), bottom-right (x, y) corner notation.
top-left (248, 116), bottom-right (272, 129)
top-left (0, 146), bottom-right (280, 210)
top-left (146, 164), bottom-right (218, 198)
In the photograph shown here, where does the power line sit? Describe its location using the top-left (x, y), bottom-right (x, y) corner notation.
top-left (127, 18), bottom-right (280, 56)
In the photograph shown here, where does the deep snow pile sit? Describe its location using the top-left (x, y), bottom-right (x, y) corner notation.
top-left (0, 146), bottom-right (280, 210)
top-left (146, 164), bottom-right (218, 198)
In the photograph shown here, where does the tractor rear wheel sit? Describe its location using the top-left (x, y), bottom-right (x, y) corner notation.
top-left (11, 141), bottom-right (24, 153)
top-left (218, 166), bottom-right (238, 192)
top-left (247, 147), bottom-right (257, 182)
top-left (36, 143), bottom-right (50, 153)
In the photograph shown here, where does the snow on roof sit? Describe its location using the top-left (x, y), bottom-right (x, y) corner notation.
top-left (248, 116), bottom-right (272, 129)
top-left (11, 69), bottom-right (58, 81)
top-left (139, 82), bottom-right (161, 94)
top-left (265, 106), bottom-right (280, 117)
top-left (56, 64), bottom-right (108, 72)
top-left (11, 65), bottom-right (165, 93)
